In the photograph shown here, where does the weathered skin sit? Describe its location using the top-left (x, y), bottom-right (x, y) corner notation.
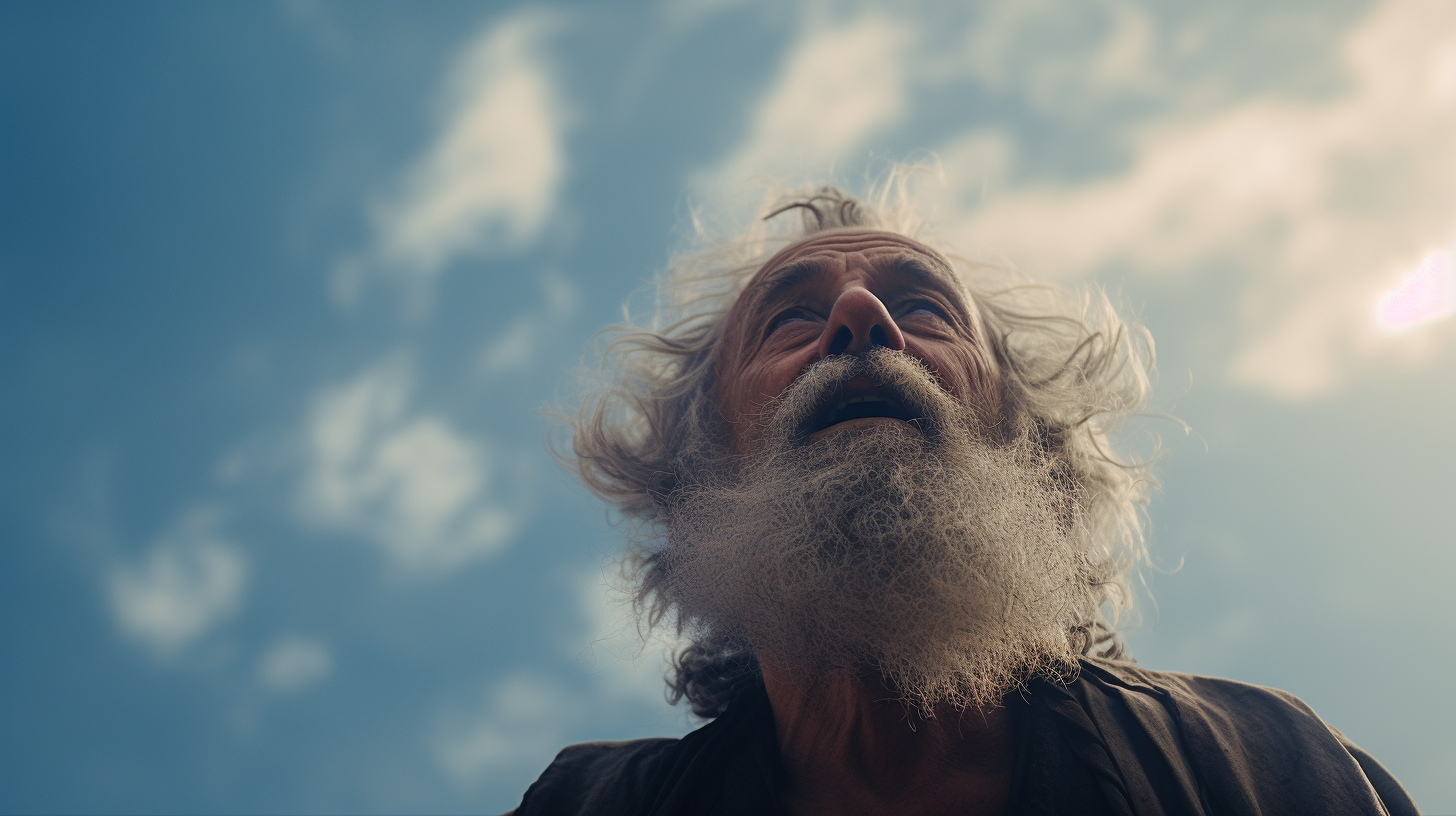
top-left (713, 229), bottom-right (1016, 816)
top-left (714, 229), bottom-right (1004, 453)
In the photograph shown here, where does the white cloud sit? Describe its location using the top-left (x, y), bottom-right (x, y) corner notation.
top-left (300, 354), bottom-right (522, 571)
top-left (696, 13), bottom-right (911, 196)
top-left (108, 509), bottom-right (248, 657)
top-left (258, 635), bottom-right (333, 694)
top-left (572, 573), bottom-right (676, 710)
top-left (435, 672), bottom-right (577, 788)
top-left (684, 1), bottom-right (1456, 400)
top-left (947, 0), bottom-right (1163, 110)
top-left (433, 577), bottom-right (687, 790)
top-left (1375, 250), bottom-right (1455, 334)
top-left (477, 270), bottom-right (579, 377)
top-left (351, 10), bottom-right (569, 306)
top-left (922, 0), bottom-right (1456, 398)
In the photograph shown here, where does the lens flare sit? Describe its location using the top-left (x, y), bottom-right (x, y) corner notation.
top-left (1375, 250), bottom-right (1455, 333)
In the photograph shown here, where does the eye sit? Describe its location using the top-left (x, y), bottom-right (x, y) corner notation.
top-left (768, 308), bottom-right (816, 334)
top-left (901, 300), bottom-right (950, 321)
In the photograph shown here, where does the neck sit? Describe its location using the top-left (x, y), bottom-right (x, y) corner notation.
top-left (762, 661), bottom-right (1015, 816)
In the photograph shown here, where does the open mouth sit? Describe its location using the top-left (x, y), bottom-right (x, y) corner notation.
top-left (801, 384), bottom-right (924, 438)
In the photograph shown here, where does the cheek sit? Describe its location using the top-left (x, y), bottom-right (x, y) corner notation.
top-left (717, 371), bottom-right (769, 455)
top-left (963, 350), bottom-right (1004, 422)
top-left (732, 363), bottom-right (797, 418)
top-left (925, 346), bottom-right (1002, 418)
top-left (715, 360), bottom-right (775, 429)
top-left (716, 355), bottom-right (813, 452)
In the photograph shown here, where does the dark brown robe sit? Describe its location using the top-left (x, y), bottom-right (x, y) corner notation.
top-left (512, 659), bottom-right (1419, 815)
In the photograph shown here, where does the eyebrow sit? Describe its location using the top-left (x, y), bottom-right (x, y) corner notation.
top-left (754, 257), bottom-right (834, 307)
top-left (881, 251), bottom-right (961, 291)
top-left (753, 250), bottom-right (963, 308)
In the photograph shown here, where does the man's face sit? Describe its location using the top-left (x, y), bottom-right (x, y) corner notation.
top-left (667, 233), bottom-right (1090, 706)
top-left (715, 229), bottom-right (1003, 452)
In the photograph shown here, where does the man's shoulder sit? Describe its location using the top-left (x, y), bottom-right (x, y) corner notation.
top-left (1077, 658), bottom-right (1420, 815)
top-left (1080, 658), bottom-right (1353, 758)
top-left (1082, 657), bottom-right (1373, 749)
top-left (1084, 657), bottom-right (1312, 711)
top-left (513, 737), bottom-right (681, 816)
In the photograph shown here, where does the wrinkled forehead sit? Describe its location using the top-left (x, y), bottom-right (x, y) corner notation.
top-left (744, 228), bottom-right (959, 294)
top-left (722, 228), bottom-right (968, 335)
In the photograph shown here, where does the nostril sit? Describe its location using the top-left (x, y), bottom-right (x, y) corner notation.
top-left (827, 326), bottom-right (853, 356)
top-left (869, 325), bottom-right (890, 348)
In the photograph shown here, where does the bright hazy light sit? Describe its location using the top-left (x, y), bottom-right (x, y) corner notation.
top-left (1375, 250), bottom-right (1455, 333)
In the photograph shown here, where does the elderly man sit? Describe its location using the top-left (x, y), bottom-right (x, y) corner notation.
top-left (514, 184), bottom-right (1418, 815)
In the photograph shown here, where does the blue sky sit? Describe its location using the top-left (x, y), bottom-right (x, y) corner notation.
top-left (3, 1), bottom-right (1454, 812)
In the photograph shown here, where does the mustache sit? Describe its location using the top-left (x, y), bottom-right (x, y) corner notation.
top-left (763, 348), bottom-right (962, 446)
top-left (660, 365), bottom-right (1090, 711)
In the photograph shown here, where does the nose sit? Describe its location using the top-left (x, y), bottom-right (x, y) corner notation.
top-left (816, 287), bottom-right (907, 358)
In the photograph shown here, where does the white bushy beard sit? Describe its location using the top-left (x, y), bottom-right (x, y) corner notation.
top-left (659, 349), bottom-right (1100, 713)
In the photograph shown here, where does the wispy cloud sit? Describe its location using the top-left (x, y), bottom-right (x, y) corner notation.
top-left (695, 12), bottom-right (911, 196)
top-left (572, 571), bottom-right (679, 711)
top-left (258, 635), bottom-right (333, 694)
top-left (946, 0), bottom-right (1163, 112)
top-left (922, 0), bottom-right (1456, 398)
top-left (338, 9), bottom-right (570, 309)
top-left (1376, 250), bottom-right (1455, 334)
top-left (477, 270), bottom-right (579, 378)
top-left (699, 0), bottom-right (1455, 398)
top-left (432, 574), bottom-right (689, 791)
top-left (435, 672), bottom-right (578, 789)
top-left (299, 354), bottom-right (523, 572)
top-left (107, 508), bottom-right (248, 657)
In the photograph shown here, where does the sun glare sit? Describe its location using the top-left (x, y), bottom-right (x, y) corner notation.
top-left (1375, 250), bottom-right (1455, 334)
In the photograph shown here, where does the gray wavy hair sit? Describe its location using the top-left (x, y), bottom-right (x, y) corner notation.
top-left (567, 172), bottom-right (1158, 717)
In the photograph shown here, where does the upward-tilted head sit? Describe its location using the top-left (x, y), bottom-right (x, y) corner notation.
top-left (525, 178), bottom-right (1419, 816)
top-left (567, 182), bottom-right (1156, 717)
top-left (713, 228), bottom-right (1003, 453)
